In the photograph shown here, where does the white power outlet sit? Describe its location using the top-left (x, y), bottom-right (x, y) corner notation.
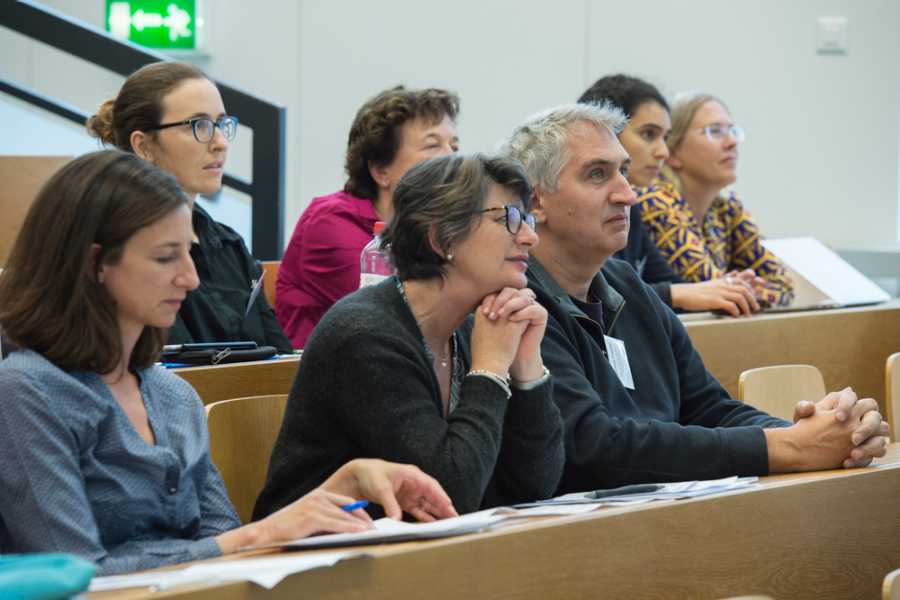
top-left (817, 16), bottom-right (848, 55)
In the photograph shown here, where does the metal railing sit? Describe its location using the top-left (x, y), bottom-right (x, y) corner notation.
top-left (0, 0), bottom-right (286, 259)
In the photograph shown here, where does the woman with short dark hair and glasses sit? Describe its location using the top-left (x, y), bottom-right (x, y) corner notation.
top-left (636, 92), bottom-right (794, 307)
top-left (254, 154), bottom-right (564, 519)
top-left (87, 61), bottom-right (292, 351)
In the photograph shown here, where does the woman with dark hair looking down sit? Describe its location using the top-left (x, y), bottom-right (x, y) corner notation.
top-left (0, 151), bottom-right (456, 575)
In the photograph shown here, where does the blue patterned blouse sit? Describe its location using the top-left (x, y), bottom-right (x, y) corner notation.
top-left (0, 350), bottom-right (239, 575)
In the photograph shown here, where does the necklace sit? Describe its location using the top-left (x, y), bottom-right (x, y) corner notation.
top-left (427, 341), bottom-right (451, 369)
top-left (396, 277), bottom-right (458, 400)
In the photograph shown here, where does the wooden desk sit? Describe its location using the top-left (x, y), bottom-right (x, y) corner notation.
top-left (91, 447), bottom-right (900, 600)
top-left (173, 357), bottom-right (301, 405)
top-left (170, 303), bottom-right (900, 408)
top-left (685, 301), bottom-right (900, 411)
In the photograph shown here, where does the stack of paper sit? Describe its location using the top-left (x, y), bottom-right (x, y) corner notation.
top-left (273, 477), bottom-right (758, 550)
top-left (88, 552), bottom-right (365, 592)
top-left (272, 509), bottom-right (511, 550)
top-left (515, 475), bottom-right (758, 508)
top-left (88, 478), bottom-right (758, 592)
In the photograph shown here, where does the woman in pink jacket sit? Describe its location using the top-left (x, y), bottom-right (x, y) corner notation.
top-left (276, 86), bottom-right (460, 347)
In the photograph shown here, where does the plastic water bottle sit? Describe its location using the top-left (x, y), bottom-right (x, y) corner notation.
top-left (359, 221), bottom-right (394, 288)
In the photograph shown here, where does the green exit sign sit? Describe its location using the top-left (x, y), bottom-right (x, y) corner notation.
top-left (105, 0), bottom-right (202, 50)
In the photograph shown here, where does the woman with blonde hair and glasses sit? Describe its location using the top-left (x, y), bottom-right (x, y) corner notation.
top-left (637, 92), bottom-right (794, 307)
top-left (578, 75), bottom-right (760, 316)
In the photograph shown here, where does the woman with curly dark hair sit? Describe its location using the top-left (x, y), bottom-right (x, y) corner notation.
top-left (276, 86), bottom-right (460, 348)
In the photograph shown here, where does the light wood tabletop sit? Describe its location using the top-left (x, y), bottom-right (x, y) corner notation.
top-left (88, 446), bottom-right (900, 600)
top-left (172, 356), bottom-right (301, 405)
top-left (169, 303), bottom-right (900, 413)
top-left (685, 300), bottom-right (900, 413)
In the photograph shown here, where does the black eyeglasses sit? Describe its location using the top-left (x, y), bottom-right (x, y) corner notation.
top-left (146, 115), bottom-right (238, 143)
top-left (480, 205), bottom-right (536, 235)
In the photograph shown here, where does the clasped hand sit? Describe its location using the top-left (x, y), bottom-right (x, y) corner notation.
top-left (469, 286), bottom-right (547, 383)
top-left (672, 269), bottom-right (764, 317)
top-left (790, 387), bottom-right (889, 469)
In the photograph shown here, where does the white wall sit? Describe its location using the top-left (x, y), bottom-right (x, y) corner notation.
top-left (581, 0), bottom-right (900, 249)
top-left (3, 0), bottom-right (899, 251)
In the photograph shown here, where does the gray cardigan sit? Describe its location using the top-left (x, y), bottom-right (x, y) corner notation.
top-left (253, 277), bottom-right (564, 518)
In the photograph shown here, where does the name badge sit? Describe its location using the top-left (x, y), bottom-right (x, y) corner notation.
top-left (604, 335), bottom-right (635, 390)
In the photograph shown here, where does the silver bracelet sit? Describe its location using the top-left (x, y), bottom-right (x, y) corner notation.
top-left (511, 365), bottom-right (551, 391)
top-left (466, 369), bottom-right (511, 399)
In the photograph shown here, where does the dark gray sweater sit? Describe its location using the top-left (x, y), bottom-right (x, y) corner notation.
top-left (253, 278), bottom-right (564, 518)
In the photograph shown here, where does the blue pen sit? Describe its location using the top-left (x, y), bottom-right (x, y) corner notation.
top-left (340, 499), bottom-right (369, 512)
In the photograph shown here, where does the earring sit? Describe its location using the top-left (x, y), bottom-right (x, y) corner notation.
top-left (446, 253), bottom-right (454, 263)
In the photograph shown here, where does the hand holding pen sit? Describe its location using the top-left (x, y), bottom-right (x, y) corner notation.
top-left (340, 500), bottom-right (369, 512)
top-left (219, 460), bottom-right (457, 552)
top-left (321, 459), bottom-right (458, 522)
top-left (216, 488), bottom-right (374, 553)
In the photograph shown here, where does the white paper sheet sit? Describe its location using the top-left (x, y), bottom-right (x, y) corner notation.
top-left (506, 503), bottom-right (632, 516)
top-left (763, 237), bottom-right (890, 306)
top-left (88, 551), bottom-right (364, 592)
top-left (272, 509), bottom-right (509, 550)
top-left (517, 476), bottom-right (759, 508)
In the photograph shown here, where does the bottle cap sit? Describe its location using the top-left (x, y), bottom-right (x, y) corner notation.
top-left (373, 221), bottom-right (385, 235)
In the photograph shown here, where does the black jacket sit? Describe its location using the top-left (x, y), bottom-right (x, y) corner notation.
top-left (253, 278), bottom-right (564, 518)
top-left (168, 205), bottom-right (292, 353)
top-left (527, 257), bottom-right (788, 494)
top-left (613, 204), bottom-right (684, 306)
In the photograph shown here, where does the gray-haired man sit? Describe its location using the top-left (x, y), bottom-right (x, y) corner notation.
top-left (503, 103), bottom-right (888, 493)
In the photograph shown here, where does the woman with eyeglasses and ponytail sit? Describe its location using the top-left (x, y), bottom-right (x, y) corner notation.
top-left (636, 93), bottom-right (794, 307)
top-left (87, 62), bottom-right (292, 351)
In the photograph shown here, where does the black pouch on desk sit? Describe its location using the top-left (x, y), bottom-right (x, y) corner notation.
top-left (166, 345), bottom-right (278, 365)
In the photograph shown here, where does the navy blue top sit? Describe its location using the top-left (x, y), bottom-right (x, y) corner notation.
top-left (527, 257), bottom-right (790, 493)
top-left (0, 350), bottom-right (239, 575)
